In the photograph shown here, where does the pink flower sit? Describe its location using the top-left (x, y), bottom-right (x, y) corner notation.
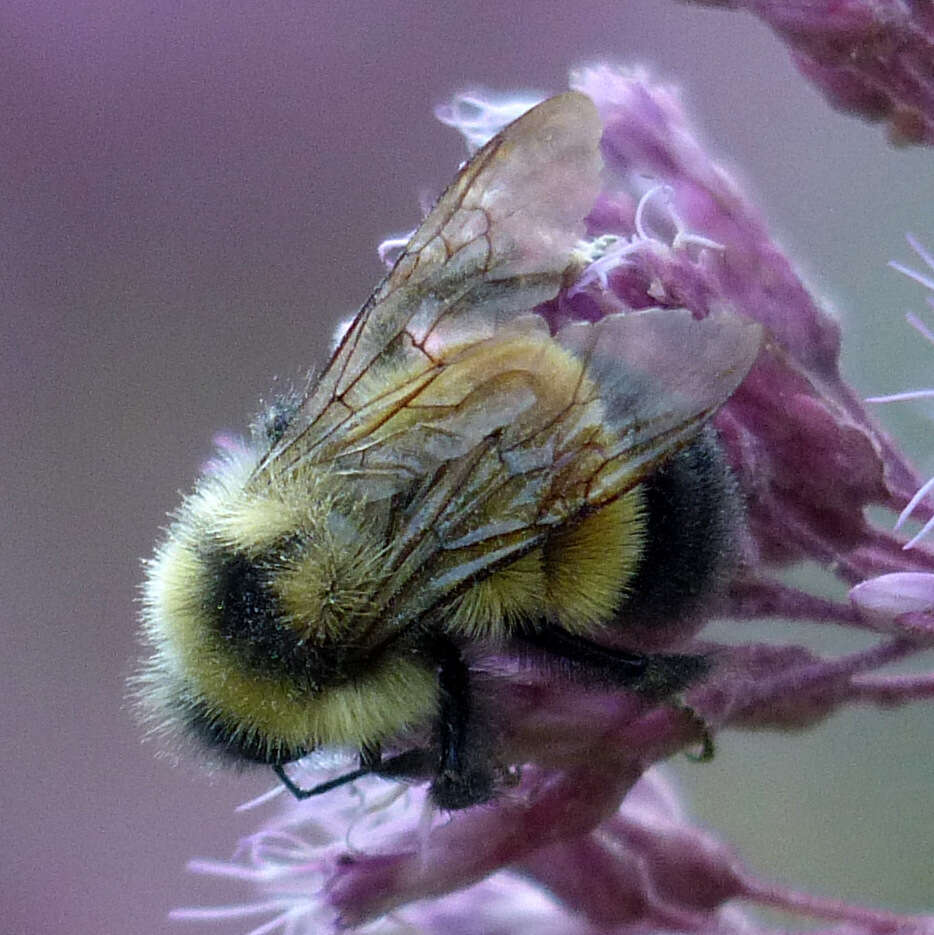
top-left (683, 0), bottom-right (934, 146)
top-left (174, 67), bottom-right (934, 934)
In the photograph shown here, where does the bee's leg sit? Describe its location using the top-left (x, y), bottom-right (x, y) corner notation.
top-left (279, 642), bottom-right (497, 808)
top-left (372, 747), bottom-right (435, 778)
top-left (517, 625), bottom-right (710, 698)
top-left (274, 762), bottom-right (372, 799)
top-left (274, 746), bottom-right (436, 800)
top-left (275, 643), bottom-right (497, 807)
top-left (521, 626), bottom-right (714, 762)
top-left (359, 742), bottom-right (382, 770)
top-left (359, 741), bottom-right (431, 781)
top-left (428, 638), bottom-right (497, 810)
top-left (516, 625), bottom-right (714, 754)
top-left (668, 697), bottom-right (716, 761)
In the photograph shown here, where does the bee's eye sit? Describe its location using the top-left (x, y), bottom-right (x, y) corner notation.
top-left (266, 410), bottom-right (290, 443)
top-left (260, 395), bottom-right (299, 444)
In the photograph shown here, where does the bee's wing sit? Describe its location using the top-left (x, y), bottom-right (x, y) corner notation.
top-left (258, 91), bottom-right (604, 480)
top-left (369, 308), bottom-right (763, 626)
top-left (554, 308), bottom-right (764, 499)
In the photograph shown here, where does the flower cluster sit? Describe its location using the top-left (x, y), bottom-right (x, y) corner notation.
top-left (174, 65), bottom-right (934, 934)
top-left (685, 0), bottom-right (934, 146)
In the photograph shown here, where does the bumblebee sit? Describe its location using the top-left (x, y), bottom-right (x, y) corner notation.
top-left (135, 92), bottom-right (761, 809)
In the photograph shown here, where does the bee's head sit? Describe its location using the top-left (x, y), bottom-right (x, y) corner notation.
top-left (134, 450), bottom-right (435, 768)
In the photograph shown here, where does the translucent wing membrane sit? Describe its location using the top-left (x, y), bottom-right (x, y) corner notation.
top-left (365, 310), bottom-right (762, 628)
top-left (256, 92), bottom-right (603, 481)
top-left (555, 309), bottom-right (764, 501)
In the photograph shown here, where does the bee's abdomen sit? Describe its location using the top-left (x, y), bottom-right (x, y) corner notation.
top-left (623, 427), bottom-right (740, 623)
top-left (204, 543), bottom-right (354, 687)
top-left (542, 488), bottom-right (646, 634)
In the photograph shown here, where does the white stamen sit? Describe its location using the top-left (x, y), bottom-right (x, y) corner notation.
top-left (378, 231), bottom-right (414, 268)
top-left (435, 91), bottom-right (543, 152)
top-left (907, 311), bottom-right (934, 345)
top-left (904, 512), bottom-right (934, 550)
top-left (170, 899), bottom-right (304, 921)
top-left (633, 183), bottom-right (672, 241)
top-left (866, 389), bottom-right (934, 403)
top-left (907, 232), bottom-right (934, 271)
top-left (889, 260), bottom-right (934, 292)
top-left (237, 783), bottom-right (286, 812)
top-left (894, 474), bottom-right (934, 531)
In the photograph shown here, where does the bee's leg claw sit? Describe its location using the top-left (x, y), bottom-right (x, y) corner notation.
top-left (671, 699), bottom-right (715, 762)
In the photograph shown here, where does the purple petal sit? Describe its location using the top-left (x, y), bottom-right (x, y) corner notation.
top-left (850, 572), bottom-right (934, 640)
top-left (683, 0), bottom-right (934, 145)
top-left (570, 65), bottom-right (925, 575)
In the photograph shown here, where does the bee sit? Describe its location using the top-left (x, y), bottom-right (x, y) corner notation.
top-left (135, 91), bottom-right (762, 809)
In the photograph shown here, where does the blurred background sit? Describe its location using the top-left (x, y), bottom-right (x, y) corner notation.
top-left (3, 2), bottom-right (932, 932)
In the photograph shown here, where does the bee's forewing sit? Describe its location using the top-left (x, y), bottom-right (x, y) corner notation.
top-left (259, 92), bottom-right (603, 476)
top-left (368, 309), bottom-right (763, 629)
top-left (556, 308), bottom-right (763, 500)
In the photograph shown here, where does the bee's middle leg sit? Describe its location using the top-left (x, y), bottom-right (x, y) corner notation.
top-left (517, 624), bottom-right (710, 698)
top-left (427, 637), bottom-right (497, 810)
